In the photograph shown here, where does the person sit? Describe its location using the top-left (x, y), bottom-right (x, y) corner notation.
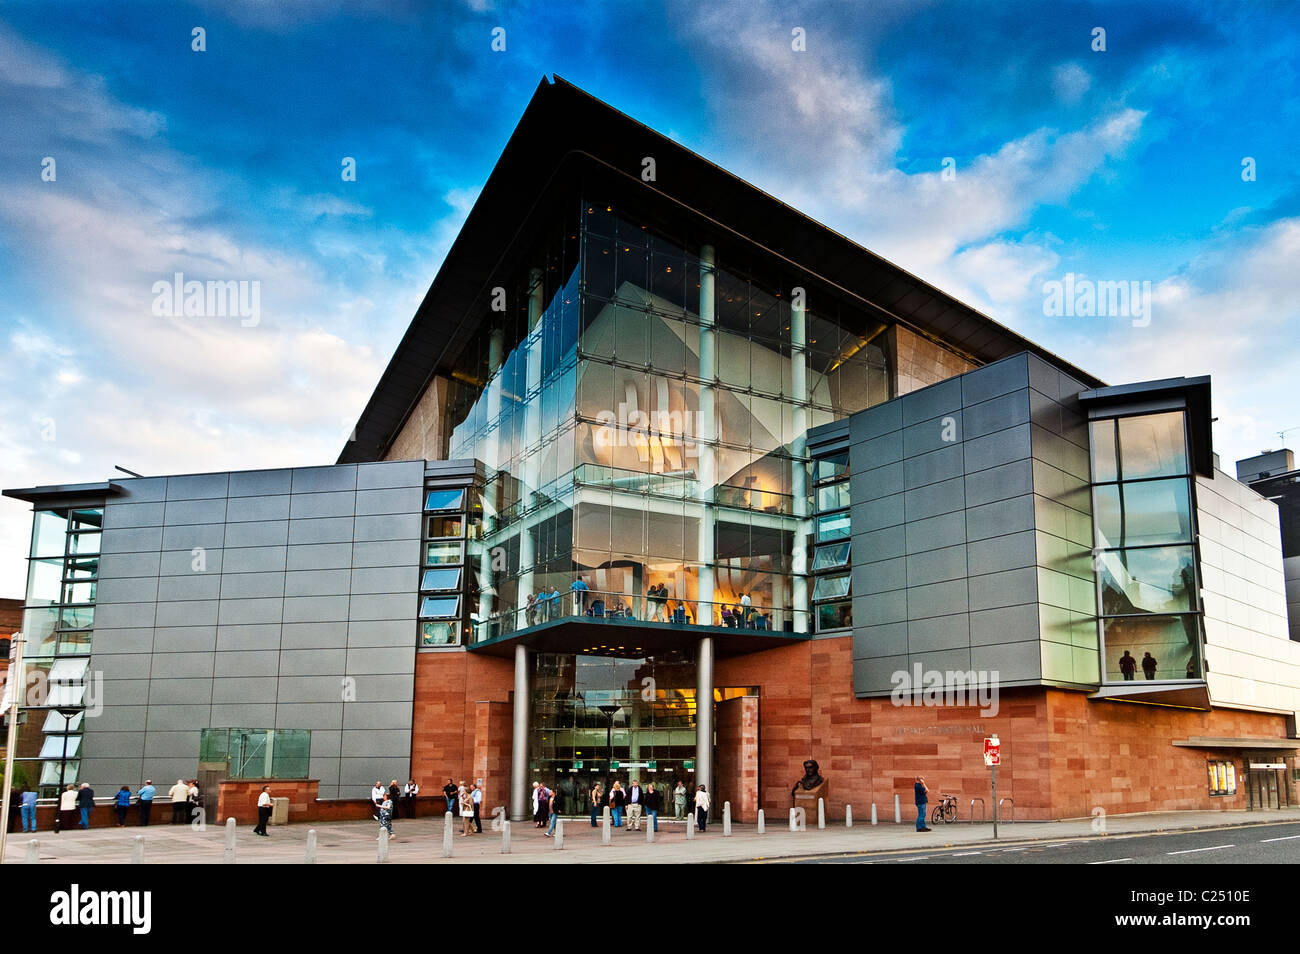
top-left (525, 592), bottom-right (539, 626)
top-left (547, 585), bottom-right (562, 620)
top-left (136, 780), bottom-right (156, 826)
top-left (253, 785), bottom-right (272, 836)
top-left (370, 780), bottom-right (385, 820)
top-left (443, 778), bottom-right (457, 816)
top-left (471, 781), bottom-right (483, 833)
top-left (545, 786), bottom-right (560, 836)
top-left (388, 779), bottom-right (401, 813)
top-left (646, 583), bottom-right (661, 622)
top-left (1186, 657), bottom-right (1197, 679)
top-left (694, 784), bottom-right (710, 832)
top-left (589, 781), bottom-right (604, 827)
top-left (571, 575), bottom-right (590, 615)
top-left (187, 779), bottom-right (201, 823)
top-left (914, 775), bottom-right (931, 832)
top-left (169, 778), bottom-right (189, 824)
top-left (379, 792), bottom-right (395, 840)
top-left (531, 781), bottom-right (542, 826)
top-left (720, 605), bottom-right (734, 627)
top-left (114, 786), bottom-right (131, 827)
top-left (77, 782), bottom-right (95, 829)
top-left (626, 779), bottom-right (644, 831)
top-left (1142, 652), bottom-right (1158, 680)
top-left (537, 783), bottom-right (551, 830)
top-left (608, 780), bottom-right (626, 828)
top-left (458, 781), bottom-right (475, 836)
top-left (59, 784), bottom-right (78, 830)
top-left (19, 785), bottom-right (38, 833)
top-left (644, 782), bottom-right (661, 832)
top-left (403, 778), bottom-right (419, 819)
top-left (1119, 650), bottom-right (1137, 681)
top-left (673, 780), bottom-right (687, 820)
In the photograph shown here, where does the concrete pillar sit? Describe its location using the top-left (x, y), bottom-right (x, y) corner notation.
top-left (846, 805), bottom-right (853, 828)
top-left (817, 797), bottom-right (826, 829)
top-left (24, 839), bottom-right (38, 864)
top-left (723, 801), bottom-right (732, 836)
top-left (510, 644), bottom-right (531, 821)
top-left (132, 835), bottom-right (146, 864)
top-left (757, 809), bottom-right (765, 834)
top-left (554, 816), bottom-right (564, 850)
top-left (695, 637), bottom-right (714, 798)
top-left (223, 817), bottom-right (235, 864)
top-left (602, 808), bottom-right (612, 845)
top-left (871, 803), bottom-right (878, 825)
top-left (696, 244), bottom-right (717, 623)
top-left (442, 812), bottom-right (454, 857)
top-left (500, 820), bottom-right (511, 854)
top-left (790, 295), bottom-right (810, 633)
top-left (377, 829), bottom-right (389, 863)
top-left (893, 793), bottom-right (901, 824)
top-left (305, 829), bottom-right (317, 863)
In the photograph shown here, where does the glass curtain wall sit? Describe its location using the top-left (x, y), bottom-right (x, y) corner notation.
top-left (1089, 410), bottom-right (1204, 682)
top-left (447, 200), bottom-right (889, 641)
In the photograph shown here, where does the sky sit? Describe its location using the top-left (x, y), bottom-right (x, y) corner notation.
top-left (1, 0), bottom-right (1298, 597)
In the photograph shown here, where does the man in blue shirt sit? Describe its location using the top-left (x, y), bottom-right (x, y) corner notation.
top-left (137, 780), bottom-right (156, 826)
top-left (19, 786), bottom-right (38, 832)
top-left (547, 585), bottom-right (562, 620)
top-left (914, 775), bottom-right (930, 832)
top-left (570, 576), bottom-right (589, 615)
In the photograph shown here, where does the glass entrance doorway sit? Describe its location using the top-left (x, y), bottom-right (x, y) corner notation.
top-left (529, 651), bottom-right (705, 817)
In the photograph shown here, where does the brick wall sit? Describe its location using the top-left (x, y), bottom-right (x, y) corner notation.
top-left (715, 695), bottom-right (759, 822)
top-left (472, 700), bottom-right (513, 817)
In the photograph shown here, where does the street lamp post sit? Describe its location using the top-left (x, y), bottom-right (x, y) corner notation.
top-left (52, 706), bottom-right (80, 835)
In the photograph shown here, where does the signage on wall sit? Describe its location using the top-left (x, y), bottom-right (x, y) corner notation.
top-left (647, 760), bottom-right (658, 771)
top-left (610, 760), bottom-right (620, 770)
top-left (983, 736), bottom-right (1001, 766)
top-left (1208, 760), bottom-right (1237, 796)
top-left (1249, 762), bottom-right (1286, 770)
top-left (573, 760), bottom-right (584, 770)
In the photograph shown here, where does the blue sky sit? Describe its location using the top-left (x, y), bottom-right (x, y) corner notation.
top-left (1, 0), bottom-right (1298, 595)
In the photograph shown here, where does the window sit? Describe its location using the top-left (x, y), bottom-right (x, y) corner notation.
top-left (812, 573), bottom-right (851, 600)
top-left (421, 568), bottom-right (461, 591)
top-left (427, 515), bottom-right (464, 539)
top-left (419, 596), bottom-right (460, 619)
top-left (426, 542), bottom-right (464, 566)
top-left (420, 620), bottom-right (459, 647)
top-left (814, 512), bottom-right (851, 542)
top-left (425, 489), bottom-right (465, 512)
top-left (39, 735), bottom-right (82, 759)
top-left (812, 541), bottom-right (850, 571)
top-left (816, 601), bottom-right (852, 632)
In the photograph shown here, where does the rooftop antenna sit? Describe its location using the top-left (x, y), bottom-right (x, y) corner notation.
top-left (114, 465), bottom-right (145, 478)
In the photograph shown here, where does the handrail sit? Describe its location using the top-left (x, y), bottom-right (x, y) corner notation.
top-left (969, 796), bottom-right (986, 823)
top-left (998, 796), bottom-right (1014, 822)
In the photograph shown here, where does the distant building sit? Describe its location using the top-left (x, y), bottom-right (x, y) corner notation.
top-left (1237, 448), bottom-right (1300, 642)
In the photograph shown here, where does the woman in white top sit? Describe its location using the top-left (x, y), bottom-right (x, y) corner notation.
top-left (59, 784), bottom-right (78, 831)
top-left (459, 782), bottom-right (475, 836)
top-left (694, 784), bottom-right (711, 833)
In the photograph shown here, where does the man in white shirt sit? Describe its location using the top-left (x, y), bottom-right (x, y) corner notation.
top-left (471, 782), bottom-right (483, 833)
top-left (253, 786), bottom-right (272, 836)
top-left (371, 781), bottom-right (385, 821)
top-left (168, 779), bottom-right (189, 824)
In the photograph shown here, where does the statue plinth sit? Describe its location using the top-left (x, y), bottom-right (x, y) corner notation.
top-left (791, 758), bottom-right (828, 810)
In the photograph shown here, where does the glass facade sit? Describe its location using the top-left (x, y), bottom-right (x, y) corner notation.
top-left (420, 475), bottom-right (480, 647)
top-left (198, 728), bottom-right (311, 779)
top-left (810, 450), bottom-right (851, 632)
top-left (447, 200), bottom-right (889, 642)
top-left (1090, 410), bottom-right (1204, 683)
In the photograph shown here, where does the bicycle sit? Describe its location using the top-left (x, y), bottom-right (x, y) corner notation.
top-left (930, 793), bottom-right (959, 825)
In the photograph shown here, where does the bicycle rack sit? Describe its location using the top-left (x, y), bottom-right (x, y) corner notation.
top-left (969, 797), bottom-right (986, 823)
top-left (998, 796), bottom-right (1015, 822)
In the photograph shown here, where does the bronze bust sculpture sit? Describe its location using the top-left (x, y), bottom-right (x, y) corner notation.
top-left (791, 758), bottom-right (828, 807)
top-left (792, 759), bottom-right (825, 794)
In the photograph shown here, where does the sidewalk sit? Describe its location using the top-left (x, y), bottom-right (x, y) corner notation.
top-left (7, 807), bottom-right (1299, 864)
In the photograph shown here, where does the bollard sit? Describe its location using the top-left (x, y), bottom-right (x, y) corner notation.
top-left (305, 829), bottom-right (317, 864)
top-left (25, 839), bottom-right (39, 864)
top-left (131, 835), bottom-right (145, 865)
top-left (846, 805), bottom-right (853, 828)
top-left (554, 816), bottom-right (564, 850)
top-left (500, 820), bottom-right (511, 854)
top-left (223, 817), bottom-right (236, 864)
top-left (601, 807), bottom-right (612, 845)
top-left (789, 807), bottom-right (806, 831)
top-left (442, 811), bottom-right (454, 858)
top-left (871, 803), bottom-right (878, 826)
top-left (818, 797), bottom-right (826, 830)
top-left (686, 815), bottom-right (695, 840)
top-left (893, 794), bottom-right (901, 824)
top-left (757, 809), bottom-right (765, 834)
top-left (723, 801), bottom-right (732, 836)
top-left (377, 828), bottom-right (389, 863)
top-left (646, 818), bottom-right (654, 844)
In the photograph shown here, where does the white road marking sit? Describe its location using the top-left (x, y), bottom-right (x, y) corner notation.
top-left (1166, 844), bottom-right (1233, 855)
top-left (1088, 857), bottom-right (1132, 864)
top-left (1260, 834), bottom-right (1300, 843)
top-left (951, 851), bottom-right (982, 856)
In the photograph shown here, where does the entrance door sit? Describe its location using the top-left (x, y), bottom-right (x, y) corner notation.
top-left (1247, 767), bottom-right (1281, 809)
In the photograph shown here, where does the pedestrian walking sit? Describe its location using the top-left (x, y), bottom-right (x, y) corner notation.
top-left (608, 780), bottom-right (626, 828)
top-left (443, 778), bottom-right (457, 815)
top-left (379, 793), bottom-right (395, 840)
top-left (914, 775), bottom-right (930, 832)
top-left (76, 782), bottom-right (95, 829)
top-left (370, 780), bottom-right (385, 820)
top-left (187, 779), bottom-right (201, 823)
top-left (545, 786), bottom-right (560, 836)
top-left (253, 785), bottom-right (272, 836)
top-left (59, 784), bottom-right (77, 830)
top-left (459, 781), bottom-right (475, 836)
top-left (1142, 652), bottom-right (1158, 680)
top-left (626, 779), bottom-right (644, 831)
top-left (19, 785), bottom-right (37, 833)
top-left (673, 780), bottom-right (687, 820)
top-left (168, 778), bottom-right (189, 824)
top-left (471, 781), bottom-right (483, 832)
top-left (589, 781), bottom-right (603, 827)
top-left (531, 780), bottom-right (542, 827)
top-left (694, 784), bottom-right (710, 832)
top-left (537, 783), bottom-right (551, 830)
top-left (114, 786), bottom-right (131, 826)
top-left (403, 778), bottom-right (419, 818)
top-left (1119, 650), bottom-right (1137, 681)
top-left (644, 783), bottom-right (662, 832)
top-left (136, 780), bottom-right (155, 826)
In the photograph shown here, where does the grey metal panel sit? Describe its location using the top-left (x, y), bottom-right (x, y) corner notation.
top-left (850, 461), bottom-right (903, 504)
top-left (220, 546), bottom-right (286, 574)
top-left (163, 497), bottom-right (228, 526)
top-left (853, 556), bottom-right (906, 595)
top-left (99, 526), bottom-right (163, 554)
top-left (964, 423), bottom-right (1032, 474)
top-left (146, 677), bottom-right (214, 705)
top-left (965, 494), bottom-right (1036, 543)
top-left (855, 492), bottom-right (905, 533)
top-left (288, 542), bottom-right (354, 571)
top-left (96, 576), bottom-right (160, 605)
top-left (345, 646), bottom-right (416, 675)
top-left (962, 388), bottom-right (1030, 441)
top-left (141, 730), bottom-right (202, 758)
top-left (970, 641), bottom-right (1042, 681)
top-left (79, 758), bottom-right (146, 788)
top-left (906, 579), bottom-right (968, 619)
top-left (161, 522), bottom-right (226, 551)
top-left (102, 502), bottom-right (166, 530)
top-left (275, 702), bottom-right (345, 729)
top-left (342, 700), bottom-right (414, 729)
top-left (856, 430), bottom-right (904, 468)
top-left (216, 597), bottom-right (284, 626)
top-left (159, 548), bottom-right (222, 575)
top-left (150, 626), bottom-right (217, 653)
top-left (94, 601), bottom-right (159, 630)
top-left (903, 444), bottom-right (964, 489)
top-left (351, 539), bottom-right (421, 568)
top-left (82, 731), bottom-right (147, 757)
top-left (969, 604), bottom-right (1042, 645)
top-left (97, 550), bottom-right (163, 579)
top-left (904, 511), bottom-right (965, 554)
top-left (1028, 387), bottom-right (1063, 435)
top-left (223, 520), bottom-right (289, 549)
top-left (93, 653), bottom-right (154, 680)
top-left (288, 516), bottom-right (356, 545)
top-left (227, 469), bottom-right (294, 498)
top-left (906, 544), bottom-right (967, 587)
top-left (856, 589), bottom-right (907, 625)
top-left (166, 472), bottom-right (229, 500)
top-left (852, 525), bottom-right (907, 563)
top-left (347, 619), bottom-right (415, 648)
top-left (847, 400), bottom-right (902, 443)
top-left (145, 759), bottom-right (201, 784)
top-left (853, 622), bottom-right (908, 657)
top-left (903, 414), bottom-right (962, 457)
top-left (341, 729), bottom-right (411, 758)
top-left (144, 704), bottom-right (213, 731)
top-left (910, 647), bottom-right (973, 672)
top-left (357, 460), bottom-right (425, 490)
top-left (290, 490), bottom-right (358, 520)
top-left (285, 568), bottom-right (353, 598)
top-left (966, 531), bottom-right (1037, 575)
top-left (355, 487), bottom-right (423, 515)
top-left (89, 628), bottom-right (156, 654)
top-left (215, 623), bottom-right (282, 652)
top-left (282, 594), bottom-right (351, 623)
top-left (900, 377), bottom-right (962, 427)
top-left (276, 675), bottom-right (346, 704)
top-left (348, 593), bottom-right (414, 621)
top-left (349, 565), bottom-right (416, 595)
top-left (282, 621), bottom-right (350, 649)
top-left (309, 729), bottom-right (343, 757)
top-left (213, 650), bottom-right (281, 678)
top-left (92, 679), bottom-right (151, 705)
top-left (904, 477), bottom-right (965, 522)
top-left (960, 354), bottom-right (1028, 406)
top-left (353, 513), bottom-right (422, 542)
top-left (112, 477), bottom-right (167, 503)
top-left (1025, 353), bottom-right (1062, 402)
top-left (157, 573), bottom-right (223, 602)
top-left (853, 655), bottom-right (909, 694)
top-left (279, 648), bottom-right (347, 676)
top-left (908, 613), bottom-right (969, 653)
top-left (211, 676), bottom-right (280, 704)
top-left (225, 494), bottom-right (291, 523)
top-left (210, 703), bottom-right (276, 727)
top-left (968, 567), bottom-right (1038, 612)
top-left (218, 571), bottom-right (285, 600)
top-left (81, 704), bottom-right (147, 733)
top-left (339, 760), bottom-right (407, 794)
top-left (292, 465), bottom-right (358, 494)
top-left (964, 459), bottom-right (1034, 508)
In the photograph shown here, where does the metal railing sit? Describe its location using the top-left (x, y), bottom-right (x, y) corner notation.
top-left (998, 796), bottom-right (1014, 822)
top-left (969, 796), bottom-right (986, 823)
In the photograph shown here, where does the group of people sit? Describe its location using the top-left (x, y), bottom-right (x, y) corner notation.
top-left (583, 778), bottom-right (712, 832)
top-left (719, 594), bottom-right (769, 629)
top-left (368, 778), bottom-right (425, 839)
top-left (523, 587), bottom-right (565, 626)
top-left (16, 777), bottom-right (202, 832)
top-left (1117, 650), bottom-right (1190, 680)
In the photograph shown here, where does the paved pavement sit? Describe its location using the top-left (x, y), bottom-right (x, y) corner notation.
top-left (6, 807), bottom-right (1300, 864)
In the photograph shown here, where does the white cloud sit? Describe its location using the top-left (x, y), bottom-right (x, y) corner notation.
top-left (1052, 62), bottom-right (1092, 104)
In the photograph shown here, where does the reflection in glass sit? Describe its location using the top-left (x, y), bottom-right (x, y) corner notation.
top-left (812, 573), bottom-right (850, 600)
top-left (1117, 411), bottom-right (1187, 479)
top-left (1098, 546), bottom-right (1196, 615)
top-left (1089, 419), bottom-right (1118, 483)
top-left (815, 512), bottom-right (851, 542)
top-left (1102, 615), bottom-right (1200, 682)
top-left (31, 511), bottom-right (68, 558)
top-left (816, 601), bottom-right (852, 631)
top-left (811, 541), bottom-right (850, 571)
top-left (425, 489), bottom-right (465, 512)
top-left (419, 596), bottom-right (460, 619)
top-left (421, 620), bottom-right (459, 646)
top-left (426, 542), bottom-right (464, 565)
top-left (1094, 479), bottom-right (1192, 548)
top-left (421, 568), bottom-right (461, 591)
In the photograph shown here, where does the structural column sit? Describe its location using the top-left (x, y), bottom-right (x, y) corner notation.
top-left (517, 268), bottom-right (545, 613)
top-left (510, 643), bottom-right (532, 822)
top-left (696, 244), bottom-right (717, 624)
top-left (695, 636), bottom-right (714, 798)
top-left (790, 295), bottom-right (810, 633)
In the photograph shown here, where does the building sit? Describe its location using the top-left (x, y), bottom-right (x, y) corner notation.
top-left (1236, 448), bottom-right (1300, 643)
top-left (4, 76), bottom-right (1298, 824)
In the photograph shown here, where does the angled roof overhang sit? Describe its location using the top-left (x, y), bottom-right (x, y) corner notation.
top-left (1078, 375), bottom-right (1214, 477)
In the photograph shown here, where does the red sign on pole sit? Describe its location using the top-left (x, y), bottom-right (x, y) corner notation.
top-left (983, 736), bottom-right (1001, 766)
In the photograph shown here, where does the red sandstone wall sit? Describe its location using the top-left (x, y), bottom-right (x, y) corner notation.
top-left (409, 651), bottom-right (514, 799)
top-left (473, 700), bottom-right (513, 816)
top-left (715, 695), bottom-right (759, 822)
